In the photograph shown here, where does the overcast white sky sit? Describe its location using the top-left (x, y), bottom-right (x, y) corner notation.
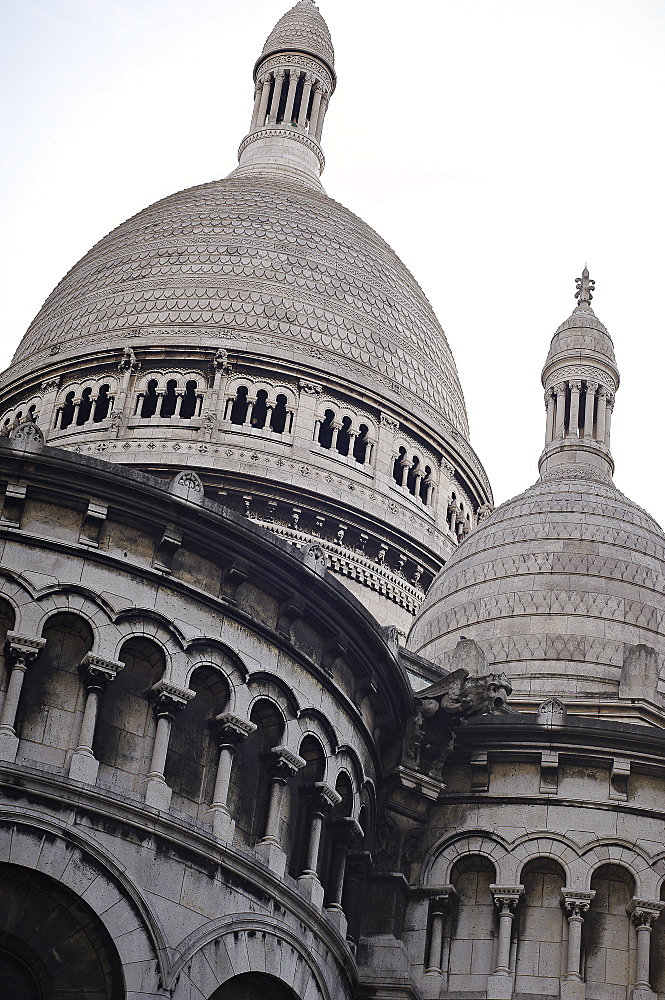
top-left (1, 0), bottom-right (664, 525)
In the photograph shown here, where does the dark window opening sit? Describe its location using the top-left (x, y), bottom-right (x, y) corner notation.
top-left (76, 387), bottom-right (93, 426)
top-left (140, 380), bottom-right (159, 418)
top-left (251, 389), bottom-right (269, 428)
top-left (276, 71), bottom-right (290, 123)
top-left (160, 380), bottom-right (178, 418)
top-left (230, 385), bottom-right (250, 425)
top-left (392, 446), bottom-right (407, 484)
top-left (179, 380), bottom-right (198, 419)
top-left (270, 393), bottom-right (288, 433)
top-left (336, 416), bottom-right (352, 456)
top-left (291, 72), bottom-right (305, 124)
top-left (420, 465), bottom-right (432, 503)
top-left (318, 409), bottom-right (335, 449)
top-left (406, 456), bottom-right (420, 495)
top-left (60, 392), bottom-right (76, 429)
top-left (354, 423), bottom-right (369, 464)
top-left (93, 385), bottom-right (111, 422)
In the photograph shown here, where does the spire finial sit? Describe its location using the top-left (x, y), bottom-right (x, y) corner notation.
top-left (574, 266), bottom-right (595, 307)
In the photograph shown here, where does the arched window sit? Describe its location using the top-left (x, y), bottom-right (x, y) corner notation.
top-left (354, 424), bottom-right (369, 464)
top-left (93, 385), bottom-right (111, 422)
top-left (210, 972), bottom-right (299, 1000)
top-left (230, 386), bottom-right (250, 425)
top-left (94, 637), bottom-right (165, 793)
top-left (160, 379), bottom-right (178, 418)
top-left (250, 389), bottom-right (269, 429)
top-left (447, 855), bottom-right (497, 993)
top-left (229, 699), bottom-right (284, 847)
top-left (318, 409), bottom-right (335, 449)
top-left (515, 859), bottom-right (566, 994)
top-left (270, 394), bottom-right (289, 434)
top-left (336, 416), bottom-right (352, 456)
top-left (60, 391), bottom-right (76, 429)
top-left (17, 613), bottom-right (94, 768)
top-left (179, 380), bottom-right (198, 419)
top-left (392, 446), bottom-right (407, 484)
top-left (288, 735), bottom-right (326, 877)
top-left (164, 666), bottom-right (229, 820)
top-left (406, 456), bottom-right (420, 495)
top-left (585, 864), bottom-right (635, 993)
top-left (140, 380), bottom-right (159, 418)
top-left (76, 387), bottom-right (93, 426)
top-left (420, 465), bottom-right (432, 503)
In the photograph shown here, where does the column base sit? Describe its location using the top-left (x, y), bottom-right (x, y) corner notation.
top-left (421, 971), bottom-right (444, 999)
top-left (297, 873), bottom-right (325, 911)
top-left (145, 776), bottom-right (172, 811)
top-left (325, 904), bottom-right (348, 938)
top-left (209, 807), bottom-right (235, 843)
top-left (68, 749), bottom-right (99, 784)
top-left (486, 972), bottom-right (513, 999)
top-left (561, 980), bottom-right (586, 1000)
top-left (632, 988), bottom-right (657, 1000)
top-left (0, 728), bottom-right (19, 763)
top-left (254, 839), bottom-right (287, 878)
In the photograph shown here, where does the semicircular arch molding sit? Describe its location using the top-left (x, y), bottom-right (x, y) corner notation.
top-left (183, 642), bottom-right (250, 714)
top-left (509, 833), bottom-right (582, 884)
top-left (246, 672), bottom-right (300, 721)
top-left (423, 831), bottom-right (511, 885)
top-left (572, 841), bottom-right (655, 895)
top-left (297, 708), bottom-right (339, 757)
top-left (113, 608), bottom-right (188, 670)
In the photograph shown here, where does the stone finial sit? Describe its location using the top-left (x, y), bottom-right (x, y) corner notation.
top-left (574, 266), bottom-right (595, 307)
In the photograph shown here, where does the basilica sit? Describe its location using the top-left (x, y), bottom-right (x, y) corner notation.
top-left (0, 3), bottom-right (663, 999)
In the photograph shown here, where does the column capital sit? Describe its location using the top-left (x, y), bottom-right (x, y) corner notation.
top-left (585, 380), bottom-right (599, 392)
top-left (267, 745), bottom-right (306, 779)
top-left (151, 679), bottom-right (196, 717)
top-left (302, 780), bottom-right (342, 813)
top-left (628, 897), bottom-right (665, 926)
top-left (597, 385), bottom-right (608, 398)
top-left (561, 889), bottom-right (595, 915)
top-left (568, 380), bottom-right (582, 391)
top-left (214, 712), bottom-right (256, 746)
top-left (79, 652), bottom-right (124, 689)
top-left (490, 884), bottom-right (524, 911)
top-left (430, 885), bottom-right (457, 913)
top-left (328, 815), bottom-right (364, 848)
top-left (6, 632), bottom-right (46, 668)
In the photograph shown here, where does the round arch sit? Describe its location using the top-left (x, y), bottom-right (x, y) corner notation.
top-left (210, 972), bottom-right (298, 999)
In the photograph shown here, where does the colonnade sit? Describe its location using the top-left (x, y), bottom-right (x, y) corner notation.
top-left (544, 379), bottom-right (615, 446)
top-left (250, 65), bottom-right (329, 141)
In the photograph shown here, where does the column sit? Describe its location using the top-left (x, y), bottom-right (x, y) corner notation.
top-left (595, 386), bottom-right (608, 443)
top-left (283, 69), bottom-right (300, 125)
top-left (69, 654), bottom-right (123, 784)
top-left (605, 394), bottom-right (614, 448)
top-left (628, 898), bottom-right (665, 995)
top-left (291, 380), bottom-right (322, 457)
top-left (488, 885), bottom-right (523, 998)
top-left (267, 69), bottom-right (285, 123)
top-left (425, 888), bottom-right (455, 975)
top-left (561, 890), bottom-right (595, 991)
top-left (0, 633), bottom-right (46, 762)
top-left (567, 380), bottom-right (581, 437)
top-left (583, 381), bottom-right (598, 439)
top-left (314, 92), bottom-right (329, 142)
top-left (39, 377), bottom-right (61, 439)
top-left (208, 712), bottom-right (256, 841)
top-left (554, 383), bottom-right (567, 440)
top-left (145, 681), bottom-right (195, 811)
top-left (297, 782), bottom-right (341, 909)
top-left (298, 74), bottom-right (314, 127)
top-left (255, 74), bottom-right (272, 129)
top-left (255, 745), bottom-right (305, 876)
top-left (249, 79), bottom-right (263, 130)
top-left (308, 83), bottom-right (323, 136)
top-left (342, 851), bottom-right (371, 947)
top-left (325, 817), bottom-right (363, 936)
top-left (544, 388), bottom-right (555, 444)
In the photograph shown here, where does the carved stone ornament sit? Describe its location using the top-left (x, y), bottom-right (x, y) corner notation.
top-left (537, 697), bottom-right (566, 726)
top-left (267, 745), bottom-right (306, 779)
top-left (118, 346), bottom-right (139, 373)
top-left (491, 885), bottom-right (524, 911)
top-left (151, 680), bottom-right (196, 715)
top-left (214, 712), bottom-right (257, 746)
top-left (79, 653), bottom-right (124, 688)
top-left (8, 419), bottom-right (44, 450)
top-left (476, 501), bottom-right (494, 523)
top-left (561, 890), bottom-right (595, 916)
top-left (169, 470), bottom-right (204, 500)
top-left (379, 413), bottom-right (399, 433)
top-left (301, 541), bottom-right (327, 575)
top-left (627, 898), bottom-right (665, 926)
top-left (6, 632), bottom-right (46, 669)
top-left (298, 380), bottom-right (322, 395)
top-left (41, 377), bottom-right (60, 393)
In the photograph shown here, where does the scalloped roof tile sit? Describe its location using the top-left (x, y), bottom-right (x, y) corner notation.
top-left (261, 1), bottom-right (335, 69)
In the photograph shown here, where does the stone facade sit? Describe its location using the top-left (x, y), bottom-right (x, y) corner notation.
top-left (0, 3), bottom-right (664, 1000)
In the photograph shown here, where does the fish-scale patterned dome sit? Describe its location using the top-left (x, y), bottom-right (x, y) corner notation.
top-left (10, 174), bottom-right (470, 437)
top-left (261, 0), bottom-right (334, 71)
top-left (408, 467), bottom-right (665, 699)
top-left (544, 306), bottom-right (618, 375)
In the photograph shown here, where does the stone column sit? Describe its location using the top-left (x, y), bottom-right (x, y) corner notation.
top-left (596, 386), bottom-right (608, 443)
top-left (567, 380), bottom-right (582, 437)
top-left (39, 377), bottom-right (61, 437)
top-left (145, 681), bottom-right (195, 811)
top-left (283, 69), bottom-right (300, 125)
top-left (308, 83), bottom-right (323, 136)
top-left (267, 69), bottom-right (285, 123)
top-left (250, 79), bottom-right (263, 129)
top-left (488, 885), bottom-right (523, 999)
top-left (554, 383), bottom-right (567, 440)
top-left (292, 380), bottom-right (322, 458)
top-left (605, 394), bottom-right (614, 448)
top-left (374, 413), bottom-right (399, 485)
top-left (255, 74), bottom-right (272, 129)
top-left (583, 381), bottom-right (597, 439)
top-left (208, 712), bottom-right (256, 841)
top-left (325, 817), bottom-right (363, 936)
top-left (628, 898), bottom-right (665, 998)
top-left (255, 745), bottom-right (305, 877)
top-left (544, 388), bottom-right (555, 444)
top-left (424, 888), bottom-right (455, 976)
top-left (560, 890), bottom-right (595, 998)
top-left (298, 74), bottom-right (314, 127)
top-left (69, 654), bottom-right (123, 784)
top-left (314, 92), bottom-right (329, 142)
top-left (297, 782), bottom-right (341, 910)
top-left (0, 633), bottom-right (46, 762)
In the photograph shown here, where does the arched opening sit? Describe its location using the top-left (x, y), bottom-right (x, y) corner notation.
top-left (0, 862), bottom-right (125, 999)
top-left (585, 864), bottom-right (636, 994)
top-left (317, 409), bottom-right (335, 449)
top-left (59, 392), bottom-right (76, 429)
top-left (230, 386), bottom-right (250, 426)
top-left (211, 972), bottom-right (298, 1000)
top-left (229, 699), bottom-right (284, 848)
top-left (270, 394), bottom-right (288, 434)
top-left (288, 735), bottom-right (326, 877)
top-left (179, 380), bottom-right (198, 420)
top-left (406, 456), bottom-right (420, 495)
top-left (76, 387), bottom-right (93, 426)
top-left (160, 379), bottom-right (178, 418)
top-left (447, 855), bottom-right (497, 993)
top-left (94, 637), bottom-right (165, 793)
top-left (93, 385), bottom-right (111, 423)
top-left (353, 424), bottom-right (369, 464)
top-left (17, 612), bottom-right (94, 767)
top-left (164, 665), bottom-right (229, 820)
top-left (336, 416), bottom-right (352, 456)
top-left (250, 389), bottom-right (268, 429)
top-left (420, 466), bottom-right (432, 504)
top-left (140, 380), bottom-right (159, 418)
top-left (392, 446), bottom-right (407, 484)
top-left (515, 859), bottom-right (565, 994)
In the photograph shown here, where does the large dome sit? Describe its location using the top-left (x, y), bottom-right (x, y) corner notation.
top-left (408, 468), bottom-right (665, 701)
top-left (9, 175), bottom-right (469, 438)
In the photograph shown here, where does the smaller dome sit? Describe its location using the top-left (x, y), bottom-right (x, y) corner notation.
top-left (544, 305), bottom-right (618, 378)
top-left (260, 1), bottom-right (335, 71)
